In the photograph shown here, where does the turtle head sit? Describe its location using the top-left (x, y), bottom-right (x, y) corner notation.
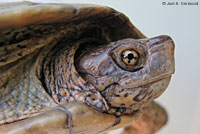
top-left (76, 35), bottom-right (175, 111)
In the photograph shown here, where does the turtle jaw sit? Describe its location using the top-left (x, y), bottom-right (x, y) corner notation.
top-left (101, 76), bottom-right (171, 111)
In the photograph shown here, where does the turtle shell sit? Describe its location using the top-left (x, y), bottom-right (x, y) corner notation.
top-left (0, 1), bottom-right (146, 125)
top-left (0, 1), bottom-right (145, 66)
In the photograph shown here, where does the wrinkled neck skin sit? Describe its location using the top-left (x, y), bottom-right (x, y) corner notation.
top-left (42, 42), bottom-right (109, 112)
top-left (43, 35), bottom-right (175, 116)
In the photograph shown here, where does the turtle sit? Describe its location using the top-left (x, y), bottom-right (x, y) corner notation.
top-left (0, 2), bottom-right (175, 134)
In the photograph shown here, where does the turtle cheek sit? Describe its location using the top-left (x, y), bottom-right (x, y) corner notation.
top-left (102, 78), bottom-right (171, 109)
top-left (101, 84), bottom-right (150, 109)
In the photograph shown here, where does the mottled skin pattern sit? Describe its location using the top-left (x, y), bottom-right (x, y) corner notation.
top-left (77, 36), bottom-right (174, 115)
top-left (0, 2), bottom-right (175, 134)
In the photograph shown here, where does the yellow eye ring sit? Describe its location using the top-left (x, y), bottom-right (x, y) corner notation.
top-left (122, 50), bottom-right (139, 66)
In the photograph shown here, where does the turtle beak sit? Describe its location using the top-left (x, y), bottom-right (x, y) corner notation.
top-left (146, 35), bottom-right (175, 76)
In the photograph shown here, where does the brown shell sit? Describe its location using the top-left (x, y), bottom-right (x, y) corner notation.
top-left (0, 2), bottom-right (145, 67)
top-left (0, 2), bottom-right (145, 34)
top-left (0, 1), bottom-right (146, 129)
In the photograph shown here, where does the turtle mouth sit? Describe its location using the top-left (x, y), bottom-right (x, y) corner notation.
top-left (131, 76), bottom-right (171, 100)
top-left (129, 75), bottom-right (171, 90)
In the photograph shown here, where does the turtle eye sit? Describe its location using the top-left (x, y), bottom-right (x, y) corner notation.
top-left (122, 50), bottom-right (139, 66)
top-left (110, 42), bottom-right (146, 72)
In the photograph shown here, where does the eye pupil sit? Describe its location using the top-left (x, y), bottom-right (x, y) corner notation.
top-left (128, 53), bottom-right (134, 60)
top-left (122, 49), bottom-right (139, 66)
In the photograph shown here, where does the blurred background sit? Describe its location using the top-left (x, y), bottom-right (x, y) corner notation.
top-left (0, 0), bottom-right (199, 134)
